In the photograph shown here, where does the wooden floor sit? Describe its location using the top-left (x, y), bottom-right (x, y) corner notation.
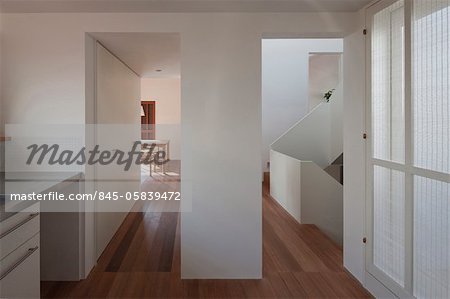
top-left (42, 168), bottom-right (371, 298)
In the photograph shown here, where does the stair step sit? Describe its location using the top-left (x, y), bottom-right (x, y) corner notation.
top-left (324, 164), bottom-right (343, 185)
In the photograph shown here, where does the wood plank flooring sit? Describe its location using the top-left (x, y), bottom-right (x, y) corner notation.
top-left (41, 169), bottom-right (371, 298)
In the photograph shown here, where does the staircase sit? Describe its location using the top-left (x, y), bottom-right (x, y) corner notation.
top-left (269, 82), bottom-right (343, 246)
top-left (324, 154), bottom-right (343, 184)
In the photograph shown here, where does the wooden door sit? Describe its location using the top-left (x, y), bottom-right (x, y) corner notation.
top-left (141, 101), bottom-right (155, 140)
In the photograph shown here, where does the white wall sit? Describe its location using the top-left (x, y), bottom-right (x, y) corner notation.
top-left (343, 28), bottom-right (366, 284)
top-left (0, 12), bottom-right (5, 171)
top-left (83, 34), bottom-right (97, 277)
top-left (300, 161), bottom-right (343, 245)
top-left (95, 43), bottom-right (141, 259)
top-left (329, 78), bottom-right (344, 162)
top-left (269, 150), bottom-right (302, 221)
top-left (96, 44), bottom-right (141, 125)
top-left (308, 54), bottom-right (341, 110)
top-left (262, 38), bottom-right (343, 171)
top-left (141, 78), bottom-right (181, 160)
top-left (0, 12), bottom-right (3, 136)
top-left (270, 150), bottom-right (343, 245)
top-left (141, 78), bottom-right (181, 124)
top-left (1, 12), bottom-right (358, 279)
top-left (271, 102), bottom-right (336, 168)
top-left (309, 54), bottom-right (343, 162)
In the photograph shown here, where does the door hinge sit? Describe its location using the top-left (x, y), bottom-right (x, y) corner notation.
top-left (363, 29), bottom-right (367, 35)
top-left (363, 133), bottom-right (367, 139)
top-left (363, 237), bottom-right (367, 244)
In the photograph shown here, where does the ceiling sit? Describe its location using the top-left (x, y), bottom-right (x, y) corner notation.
top-left (91, 32), bottom-right (181, 78)
top-left (1, 0), bottom-right (374, 13)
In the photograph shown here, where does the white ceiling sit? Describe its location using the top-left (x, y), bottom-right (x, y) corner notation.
top-left (91, 33), bottom-right (181, 78)
top-left (1, 0), bottom-right (373, 13)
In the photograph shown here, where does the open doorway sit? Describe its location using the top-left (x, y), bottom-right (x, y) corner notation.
top-left (141, 100), bottom-right (155, 140)
top-left (85, 32), bottom-right (181, 265)
top-left (262, 38), bottom-right (344, 245)
top-left (140, 76), bottom-right (181, 180)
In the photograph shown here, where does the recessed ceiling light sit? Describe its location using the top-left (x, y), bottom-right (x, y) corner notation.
top-left (155, 69), bottom-right (162, 72)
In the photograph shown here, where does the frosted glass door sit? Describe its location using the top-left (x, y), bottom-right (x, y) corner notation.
top-left (367, 0), bottom-right (450, 297)
top-left (412, 1), bottom-right (450, 298)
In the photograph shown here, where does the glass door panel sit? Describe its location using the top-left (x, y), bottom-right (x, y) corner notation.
top-left (412, 1), bottom-right (450, 298)
top-left (373, 165), bottom-right (406, 286)
top-left (372, 0), bottom-right (405, 164)
top-left (413, 1), bottom-right (450, 174)
top-left (413, 176), bottom-right (450, 298)
top-left (368, 0), bottom-right (450, 297)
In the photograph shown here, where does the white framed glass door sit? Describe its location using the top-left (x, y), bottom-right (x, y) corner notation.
top-left (366, 0), bottom-right (450, 297)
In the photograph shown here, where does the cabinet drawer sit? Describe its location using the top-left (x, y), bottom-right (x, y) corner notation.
top-left (0, 209), bottom-right (40, 260)
top-left (0, 203), bottom-right (39, 236)
top-left (0, 234), bottom-right (40, 298)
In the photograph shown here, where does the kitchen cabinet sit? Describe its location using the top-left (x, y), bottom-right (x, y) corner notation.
top-left (0, 204), bottom-right (40, 298)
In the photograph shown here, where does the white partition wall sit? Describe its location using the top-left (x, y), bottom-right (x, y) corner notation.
top-left (343, 24), bottom-right (367, 284)
top-left (270, 150), bottom-right (343, 245)
top-left (366, 0), bottom-right (450, 297)
top-left (95, 43), bottom-right (141, 259)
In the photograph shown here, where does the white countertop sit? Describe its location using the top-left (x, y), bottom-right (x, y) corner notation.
top-left (1, 172), bottom-right (83, 220)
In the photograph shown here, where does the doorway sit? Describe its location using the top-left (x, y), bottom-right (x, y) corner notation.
top-left (141, 100), bottom-right (155, 140)
top-left (262, 38), bottom-right (345, 245)
top-left (84, 32), bottom-right (181, 272)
